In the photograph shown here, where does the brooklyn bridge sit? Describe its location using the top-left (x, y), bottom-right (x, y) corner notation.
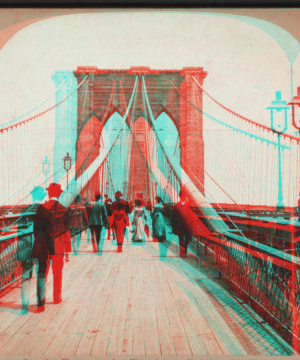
top-left (1, 10), bottom-right (300, 358)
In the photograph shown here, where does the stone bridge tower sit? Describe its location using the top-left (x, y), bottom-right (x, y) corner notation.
top-left (52, 67), bottom-right (207, 199)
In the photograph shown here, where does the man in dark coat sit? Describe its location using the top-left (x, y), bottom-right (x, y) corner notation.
top-left (17, 185), bottom-right (51, 312)
top-left (104, 194), bottom-right (113, 240)
top-left (172, 189), bottom-right (210, 258)
top-left (67, 195), bottom-right (88, 255)
top-left (43, 183), bottom-right (71, 304)
top-left (87, 192), bottom-right (109, 252)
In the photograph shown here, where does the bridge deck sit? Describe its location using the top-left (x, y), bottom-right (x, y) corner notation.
top-left (0, 229), bottom-right (294, 357)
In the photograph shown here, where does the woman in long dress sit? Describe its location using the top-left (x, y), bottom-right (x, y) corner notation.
top-left (111, 201), bottom-right (129, 252)
top-left (151, 196), bottom-right (166, 242)
top-left (132, 199), bottom-right (147, 242)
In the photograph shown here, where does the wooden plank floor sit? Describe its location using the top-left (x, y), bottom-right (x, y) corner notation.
top-left (0, 226), bottom-right (295, 357)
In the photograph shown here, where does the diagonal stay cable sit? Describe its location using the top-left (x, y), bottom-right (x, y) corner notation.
top-left (169, 80), bottom-right (291, 150)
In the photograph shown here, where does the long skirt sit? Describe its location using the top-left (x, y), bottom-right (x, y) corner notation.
top-left (153, 213), bottom-right (166, 241)
top-left (132, 216), bottom-right (146, 241)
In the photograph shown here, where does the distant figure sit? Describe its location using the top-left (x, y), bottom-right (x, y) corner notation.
top-left (111, 201), bottom-right (129, 252)
top-left (43, 183), bottom-right (71, 304)
top-left (172, 190), bottom-right (193, 258)
top-left (132, 199), bottom-right (147, 242)
top-left (67, 195), bottom-right (89, 255)
top-left (104, 194), bottom-right (113, 240)
top-left (87, 192), bottom-right (109, 252)
top-left (16, 186), bottom-right (50, 313)
top-left (151, 196), bottom-right (166, 243)
top-left (83, 197), bottom-right (91, 242)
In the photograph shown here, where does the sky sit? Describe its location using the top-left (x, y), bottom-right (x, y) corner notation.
top-left (0, 11), bottom-right (294, 126)
top-left (0, 11), bottom-right (298, 205)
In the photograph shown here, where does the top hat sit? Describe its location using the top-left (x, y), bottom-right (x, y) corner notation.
top-left (115, 191), bottom-right (123, 198)
top-left (46, 183), bottom-right (63, 195)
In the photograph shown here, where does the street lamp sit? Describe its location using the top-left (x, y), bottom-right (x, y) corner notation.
top-left (42, 156), bottom-right (51, 189)
top-left (63, 152), bottom-right (72, 189)
top-left (267, 91), bottom-right (288, 209)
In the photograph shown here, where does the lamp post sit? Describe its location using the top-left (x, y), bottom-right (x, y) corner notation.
top-left (42, 156), bottom-right (51, 190)
top-left (63, 152), bottom-right (72, 189)
top-left (267, 91), bottom-right (288, 209)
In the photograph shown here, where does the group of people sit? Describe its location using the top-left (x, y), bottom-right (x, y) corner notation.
top-left (17, 181), bottom-right (197, 313)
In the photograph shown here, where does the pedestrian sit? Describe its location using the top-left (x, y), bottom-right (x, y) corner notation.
top-left (87, 192), bottom-right (109, 252)
top-left (43, 183), bottom-right (71, 304)
top-left (112, 191), bottom-right (131, 238)
top-left (16, 186), bottom-right (51, 313)
top-left (104, 194), bottom-right (113, 240)
top-left (132, 199), bottom-right (147, 242)
top-left (67, 195), bottom-right (88, 255)
top-left (111, 201), bottom-right (129, 252)
top-left (172, 189), bottom-right (209, 258)
top-left (171, 190), bottom-right (193, 258)
top-left (83, 197), bottom-right (91, 242)
top-left (151, 196), bottom-right (166, 242)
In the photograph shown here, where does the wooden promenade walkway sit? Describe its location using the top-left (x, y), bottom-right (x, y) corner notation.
top-left (0, 227), bottom-right (295, 357)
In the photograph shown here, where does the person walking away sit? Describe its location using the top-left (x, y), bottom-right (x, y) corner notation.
top-left (112, 191), bottom-right (131, 238)
top-left (132, 199), bottom-right (147, 242)
top-left (172, 189), bottom-right (210, 258)
top-left (67, 195), bottom-right (88, 255)
top-left (111, 201), bottom-right (129, 252)
top-left (16, 186), bottom-right (51, 313)
top-left (43, 183), bottom-right (71, 304)
top-left (83, 197), bottom-right (91, 242)
top-left (172, 190), bottom-right (193, 258)
top-left (151, 196), bottom-right (166, 243)
top-left (88, 192), bottom-right (109, 252)
top-left (104, 195), bottom-right (113, 240)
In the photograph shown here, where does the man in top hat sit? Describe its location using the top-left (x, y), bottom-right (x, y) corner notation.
top-left (16, 185), bottom-right (50, 312)
top-left (43, 182), bottom-right (71, 304)
top-left (87, 192), bottom-right (109, 252)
